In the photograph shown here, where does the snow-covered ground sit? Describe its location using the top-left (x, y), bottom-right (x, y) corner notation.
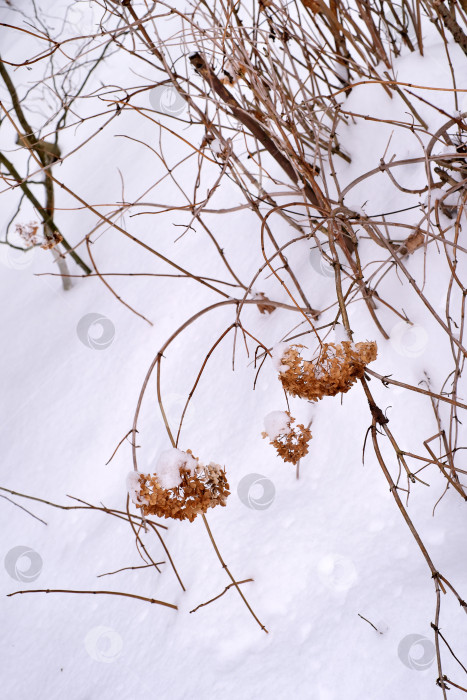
top-left (1, 3), bottom-right (467, 698)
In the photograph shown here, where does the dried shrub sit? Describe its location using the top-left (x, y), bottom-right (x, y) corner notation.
top-left (278, 341), bottom-right (377, 401)
top-left (134, 452), bottom-right (230, 522)
top-left (262, 412), bottom-right (312, 465)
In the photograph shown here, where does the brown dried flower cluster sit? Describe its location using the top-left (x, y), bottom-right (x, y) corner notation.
top-left (15, 221), bottom-right (63, 250)
top-left (136, 455), bottom-right (230, 522)
top-left (262, 413), bottom-right (312, 465)
top-left (41, 231), bottom-right (63, 250)
top-left (278, 341), bottom-right (377, 401)
top-left (15, 221), bottom-right (40, 247)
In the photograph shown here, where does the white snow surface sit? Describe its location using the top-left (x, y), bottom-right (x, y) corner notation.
top-left (263, 411), bottom-right (291, 441)
top-left (1, 5), bottom-right (467, 700)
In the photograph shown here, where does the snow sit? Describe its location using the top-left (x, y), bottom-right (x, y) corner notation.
top-left (210, 138), bottom-right (225, 156)
top-left (125, 471), bottom-right (144, 505)
top-left (333, 61), bottom-right (349, 83)
top-left (1, 4), bottom-right (467, 700)
top-left (271, 342), bottom-right (291, 373)
top-left (154, 448), bottom-right (198, 490)
top-left (332, 323), bottom-right (349, 344)
top-left (263, 411), bottom-right (291, 441)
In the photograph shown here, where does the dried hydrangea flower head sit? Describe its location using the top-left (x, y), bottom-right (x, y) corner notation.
top-left (262, 410), bottom-right (312, 465)
top-left (277, 341), bottom-right (377, 401)
top-left (127, 448), bottom-right (230, 522)
top-left (15, 220), bottom-right (63, 250)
